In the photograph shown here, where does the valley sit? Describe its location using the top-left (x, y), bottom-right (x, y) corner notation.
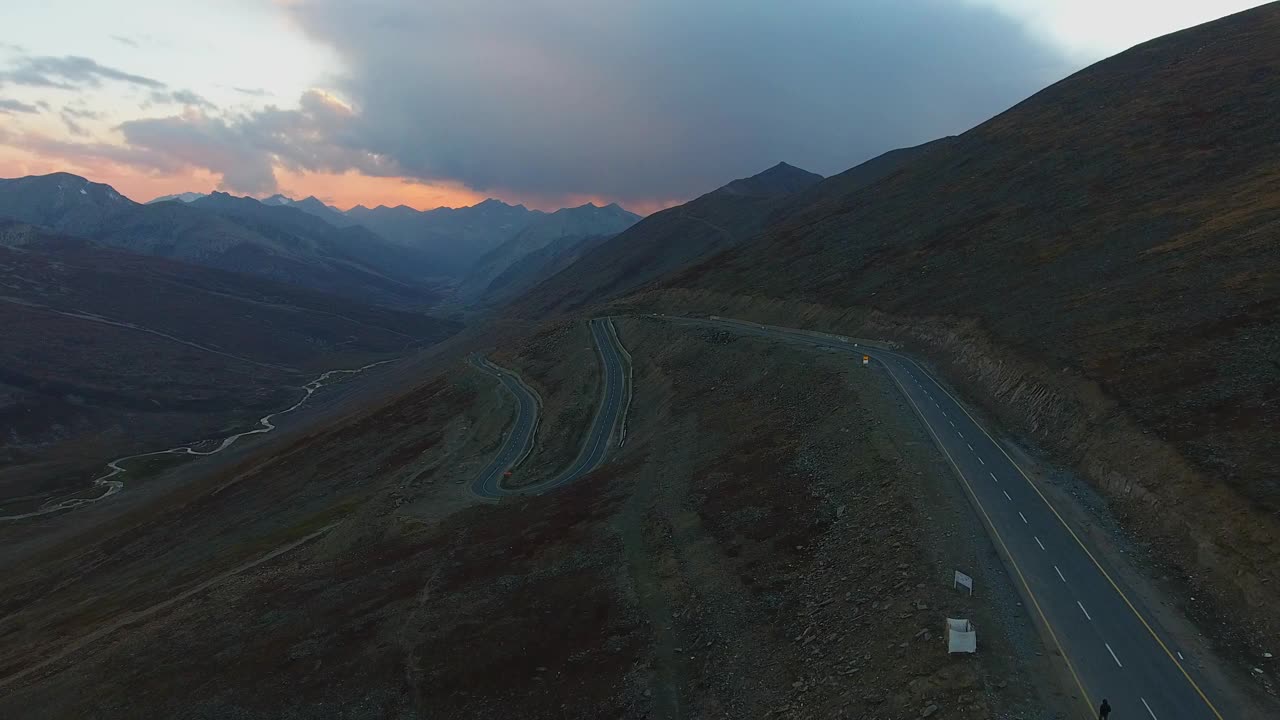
top-left (0, 4), bottom-right (1277, 719)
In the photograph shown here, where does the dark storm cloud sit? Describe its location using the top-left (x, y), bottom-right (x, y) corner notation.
top-left (0, 98), bottom-right (39, 114)
top-left (277, 0), bottom-right (1073, 203)
top-left (0, 55), bottom-right (164, 90)
top-left (37, 2), bottom-right (1074, 205)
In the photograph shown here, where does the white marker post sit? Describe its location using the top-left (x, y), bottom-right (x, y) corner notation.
top-left (862, 355), bottom-right (870, 366)
top-left (954, 570), bottom-right (974, 595)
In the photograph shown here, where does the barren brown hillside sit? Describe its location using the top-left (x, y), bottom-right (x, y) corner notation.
top-left (0, 319), bottom-right (1060, 718)
top-left (0, 222), bottom-right (460, 510)
top-left (660, 4), bottom-right (1279, 647)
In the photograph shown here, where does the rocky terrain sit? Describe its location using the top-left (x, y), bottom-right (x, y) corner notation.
top-left (648, 3), bottom-right (1280, 656)
top-left (0, 317), bottom-right (1061, 718)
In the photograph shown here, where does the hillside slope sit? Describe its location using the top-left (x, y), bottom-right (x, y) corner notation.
top-left (457, 202), bottom-right (640, 304)
top-left (663, 4), bottom-right (1280, 642)
top-left (0, 221), bottom-right (459, 510)
top-left (189, 192), bottom-right (441, 287)
top-left (0, 175), bottom-right (439, 307)
top-left (347, 199), bottom-right (542, 275)
top-left (513, 162), bottom-right (822, 316)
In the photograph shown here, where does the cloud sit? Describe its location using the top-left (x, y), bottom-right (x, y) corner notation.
top-left (60, 111), bottom-right (90, 136)
top-left (5, 130), bottom-right (187, 175)
top-left (116, 91), bottom-right (397, 194)
top-left (232, 86), bottom-right (270, 97)
top-left (6, 2), bottom-right (1075, 207)
top-left (0, 55), bottom-right (163, 90)
top-left (148, 89), bottom-right (217, 110)
top-left (0, 98), bottom-right (39, 114)
top-left (111, 35), bottom-right (140, 48)
top-left (272, 0), bottom-right (1074, 204)
top-left (62, 106), bottom-right (102, 120)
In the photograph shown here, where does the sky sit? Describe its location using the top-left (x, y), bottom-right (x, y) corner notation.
top-left (0, 1), bottom-right (1265, 214)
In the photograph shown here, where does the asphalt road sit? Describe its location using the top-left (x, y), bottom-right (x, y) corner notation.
top-left (468, 355), bottom-right (541, 500)
top-left (665, 314), bottom-right (1226, 720)
top-left (469, 317), bottom-right (628, 498)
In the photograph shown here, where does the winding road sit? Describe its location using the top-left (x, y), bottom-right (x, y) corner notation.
top-left (666, 314), bottom-right (1226, 720)
top-left (0, 360), bottom-right (395, 521)
top-left (469, 317), bottom-right (629, 499)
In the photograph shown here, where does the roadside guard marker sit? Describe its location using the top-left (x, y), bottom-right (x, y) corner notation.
top-left (862, 355), bottom-right (870, 366)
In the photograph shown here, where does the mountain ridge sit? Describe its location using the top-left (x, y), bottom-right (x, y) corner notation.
top-left (0, 173), bottom-right (441, 307)
top-left (507, 161), bottom-right (829, 316)
top-left (655, 1), bottom-right (1280, 649)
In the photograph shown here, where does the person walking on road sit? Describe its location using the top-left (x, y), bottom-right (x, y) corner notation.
top-left (1098, 698), bottom-right (1112, 719)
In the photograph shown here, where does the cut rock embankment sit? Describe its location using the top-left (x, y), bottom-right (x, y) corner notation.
top-left (627, 288), bottom-right (1280, 659)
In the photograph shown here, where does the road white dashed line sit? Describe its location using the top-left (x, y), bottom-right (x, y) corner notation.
top-left (977, 457), bottom-right (985, 465)
top-left (1105, 643), bottom-right (1123, 668)
top-left (1078, 601), bottom-right (1092, 620)
top-left (1141, 697), bottom-right (1159, 719)
top-left (1035, 536), bottom-right (1045, 550)
top-left (949, 420), bottom-right (956, 427)
top-left (1002, 490), bottom-right (1012, 501)
top-left (989, 472), bottom-right (999, 483)
top-left (1019, 511), bottom-right (1028, 524)
top-left (958, 431), bottom-right (964, 439)
top-left (1055, 565), bottom-right (1066, 583)
top-left (967, 443), bottom-right (975, 452)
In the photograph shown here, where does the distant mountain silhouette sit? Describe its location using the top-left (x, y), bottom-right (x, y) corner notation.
top-left (148, 191), bottom-right (207, 203)
top-left (510, 162), bottom-right (822, 315)
top-left (0, 174), bottom-right (440, 307)
top-left (347, 199), bottom-right (544, 275)
top-left (258, 193), bottom-right (358, 228)
top-left (458, 202), bottom-right (640, 303)
top-left (712, 162), bottom-right (827, 197)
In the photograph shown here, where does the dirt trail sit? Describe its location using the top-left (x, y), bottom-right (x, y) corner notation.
top-left (0, 523), bottom-right (338, 692)
top-left (0, 296), bottom-right (292, 371)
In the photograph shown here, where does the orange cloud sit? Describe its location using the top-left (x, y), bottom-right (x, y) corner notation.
top-left (273, 168), bottom-right (488, 210)
top-left (0, 144), bottom-right (222, 202)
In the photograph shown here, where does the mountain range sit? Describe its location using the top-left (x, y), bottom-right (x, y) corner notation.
top-left (0, 175), bottom-right (649, 309)
top-left (147, 189), bottom-right (641, 279)
top-left (456, 202), bottom-right (640, 304)
top-left (511, 161), bottom-right (824, 315)
top-left (0, 174), bottom-right (437, 308)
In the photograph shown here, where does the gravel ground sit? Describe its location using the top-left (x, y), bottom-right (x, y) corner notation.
top-left (1, 317), bottom-right (1072, 718)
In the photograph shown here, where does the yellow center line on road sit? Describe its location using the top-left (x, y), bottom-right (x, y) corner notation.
top-left (892, 353), bottom-right (1226, 720)
top-left (877, 358), bottom-right (1096, 719)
